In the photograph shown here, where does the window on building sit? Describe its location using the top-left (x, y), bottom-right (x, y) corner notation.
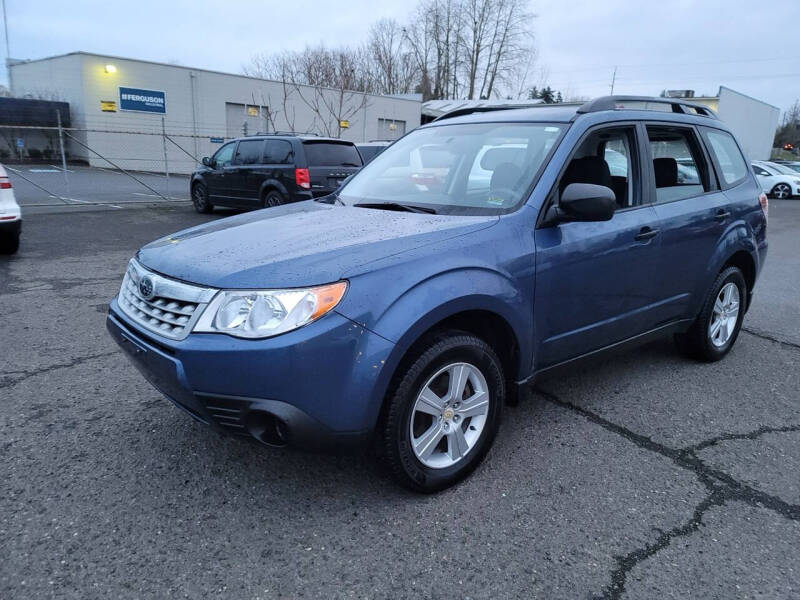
top-left (378, 118), bottom-right (406, 140)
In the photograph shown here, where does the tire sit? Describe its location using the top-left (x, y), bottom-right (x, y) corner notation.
top-left (0, 232), bottom-right (20, 254)
top-left (770, 183), bottom-right (792, 200)
top-left (263, 190), bottom-right (285, 208)
top-left (380, 330), bottom-right (504, 493)
top-left (191, 183), bottom-right (213, 214)
top-left (674, 266), bottom-right (746, 362)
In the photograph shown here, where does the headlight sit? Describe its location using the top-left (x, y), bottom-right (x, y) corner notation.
top-left (193, 281), bottom-right (347, 339)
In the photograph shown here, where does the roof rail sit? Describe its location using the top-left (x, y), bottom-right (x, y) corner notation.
top-left (433, 104), bottom-right (543, 122)
top-left (253, 131), bottom-right (321, 136)
top-left (576, 96), bottom-right (718, 119)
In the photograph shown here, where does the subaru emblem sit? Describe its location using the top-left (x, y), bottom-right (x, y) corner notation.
top-left (139, 275), bottom-right (155, 300)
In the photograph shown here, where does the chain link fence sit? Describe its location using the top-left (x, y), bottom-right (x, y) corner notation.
top-left (0, 121), bottom-right (233, 207)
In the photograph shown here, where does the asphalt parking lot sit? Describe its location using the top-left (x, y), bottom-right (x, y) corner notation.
top-left (2, 199), bottom-right (799, 599)
top-left (5, 164), bottom-right (189, 207)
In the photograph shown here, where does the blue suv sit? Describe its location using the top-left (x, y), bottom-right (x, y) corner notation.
top-left (107, 96), bottom-right (768, 492)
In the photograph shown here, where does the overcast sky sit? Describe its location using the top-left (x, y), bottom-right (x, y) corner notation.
top-left (3, 0), bottom-right (799, 114)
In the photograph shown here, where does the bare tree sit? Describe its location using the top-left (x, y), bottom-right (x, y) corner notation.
top-left (243, 0), bottom-right (537, 102)
top-left (244, 46), bottom-right (369, 137)
top-left (368, 19), bottom-right (416, 94)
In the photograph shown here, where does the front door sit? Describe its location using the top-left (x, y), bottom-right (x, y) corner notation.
top-left (206, 142), bottom-right (236, 204)
top-left (534, 124), bottom-right (662, 368)
top-left (228, 138), bottom-right (266, 205)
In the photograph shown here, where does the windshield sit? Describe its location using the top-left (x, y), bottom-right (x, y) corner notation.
top-left (339, 122), bottom-right (564, 215)
top-left (770, 162), bottom-right (800, 176)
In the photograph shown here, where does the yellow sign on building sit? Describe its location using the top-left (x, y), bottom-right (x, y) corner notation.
top-left (339, 120), bottom-right (350, 129)
top-left (100, 100), bottom-right (117, 112)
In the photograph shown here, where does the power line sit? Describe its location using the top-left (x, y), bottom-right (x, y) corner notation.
top-left (544, 55), bottom-right (800, 76)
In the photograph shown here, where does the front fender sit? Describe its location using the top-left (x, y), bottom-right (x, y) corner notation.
top-left (342, 267), bottom-right (531, 433)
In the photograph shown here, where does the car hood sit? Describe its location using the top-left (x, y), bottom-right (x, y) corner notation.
top-left (137, 201), bottom-right (497, 288)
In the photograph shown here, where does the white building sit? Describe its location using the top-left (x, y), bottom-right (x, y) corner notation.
top-left (8, 51), bottom-right (421, 173)
top-left (689, 87), bottom-right (780, 161)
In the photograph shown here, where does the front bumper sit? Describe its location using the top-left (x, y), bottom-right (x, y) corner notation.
top-left (106, 299), bottom-right (395, 451)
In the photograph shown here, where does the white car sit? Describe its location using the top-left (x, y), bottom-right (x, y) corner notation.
top-left (0, 164), bottom-right (21, 254)
top-left (751, 160), bottom-right (800, 200)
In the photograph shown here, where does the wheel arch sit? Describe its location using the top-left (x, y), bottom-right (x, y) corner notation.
top-left (368, 298), bottom-right (527, 436)
top-left (259, 179), bottom-right (289, 201)
top-left (722, 249), bottom-right (756, 311)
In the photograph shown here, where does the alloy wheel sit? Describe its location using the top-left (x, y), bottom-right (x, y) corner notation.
top-left (193, 186), bottom-right (207, 209)
top-left (773, 183), bottom-right (791, 199)
top-left (709, 282), bottom-right (740, 348)
top-left (409, 362), bottom-right (490, 469)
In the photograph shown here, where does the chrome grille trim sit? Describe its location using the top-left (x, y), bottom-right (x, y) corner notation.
top-left (116, 259), bottom-right (217, 340)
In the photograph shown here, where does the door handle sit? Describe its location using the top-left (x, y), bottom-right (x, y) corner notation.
top-left (714, 209), bottom-right (731, 220)
top-left (634, 226), bottom-right (659, 241)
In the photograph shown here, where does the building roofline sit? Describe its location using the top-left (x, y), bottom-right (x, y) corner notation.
top-left (8, 51), bottom-right (422, 105)
top-left (717, 85), bottom-right (781, 111)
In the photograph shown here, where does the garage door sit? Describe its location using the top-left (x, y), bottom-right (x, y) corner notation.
top-left (226, 103), bottom-right (268, 138)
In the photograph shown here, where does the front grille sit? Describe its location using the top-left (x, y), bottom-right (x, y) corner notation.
top-left (116, 259), bottom-right (217, 340)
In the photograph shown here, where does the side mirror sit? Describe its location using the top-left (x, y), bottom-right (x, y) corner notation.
top-left (545, 183), bottom-right (616, 225)
top-left (201, 156), bottom-right (212, 167)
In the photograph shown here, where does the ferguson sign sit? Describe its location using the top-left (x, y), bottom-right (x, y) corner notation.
top-left (119, 87), bottom-right (166, 114)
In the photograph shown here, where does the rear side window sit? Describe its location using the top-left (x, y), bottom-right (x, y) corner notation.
top-left (233, 140), bottom-right (265, 165)
top-left (703, 129), bottom-right (747, 186)
top-left (646, 126), bottom-right (709, 203)
top-left (303, 142), bottom-right (362, 167)
top-left (263, 140), bottom-right (294, 164)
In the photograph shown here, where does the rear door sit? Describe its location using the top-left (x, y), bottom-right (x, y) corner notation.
top-left (301, 141), bottom-right (363, 197)
top-left (205, 142), bottom-right (236, 203)
top-left (644, 123), bottom-right (735, 324)
top-left (262, 139), bottom-right (296, 199)
top-left (228, 139), bottom-right (266, 205)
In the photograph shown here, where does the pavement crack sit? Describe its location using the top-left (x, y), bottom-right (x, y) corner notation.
top-left (742, 327), bottom-right (800, 351)
top-left (0, 350), bottom-right (120, 389)
top-left (596, 491), bottom-right (724, 600)
top-left (534, 386), bottom-right (800, 600)
top-left (686, 424), bottom-right (800, 453)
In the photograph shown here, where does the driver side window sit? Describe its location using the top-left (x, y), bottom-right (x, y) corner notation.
top-left (213, 142), bottom-right (235, 168)
top-left (558, 127), bottom-right (638, 210)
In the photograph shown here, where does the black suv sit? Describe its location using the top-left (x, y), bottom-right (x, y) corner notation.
top-left (191, 135), bottom-right (363, 213)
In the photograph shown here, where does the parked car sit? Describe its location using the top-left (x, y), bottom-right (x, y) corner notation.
top-left (782, 161), bottom-right (800, 174)
top-left (108, 96), bottom-right (767, 492)
top-left (751, 160), bottom-right (800, 199)
top-left (356, 141), bottom-right (391, 164)
top-left (190, 134), bottom-right (363, 213)
top-left (0, 164), bottom-right (21, 254)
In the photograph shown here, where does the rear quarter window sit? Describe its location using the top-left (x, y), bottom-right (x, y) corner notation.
top-left (303, 142), bottom-right (362, 167)
top-left (702, 129), bottom-right (748, 186)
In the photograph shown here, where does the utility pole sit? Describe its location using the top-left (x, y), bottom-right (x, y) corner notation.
top-left (2, 0), bottom-right (11, 91)
top-left (610, 66), bottom-right (617, 95)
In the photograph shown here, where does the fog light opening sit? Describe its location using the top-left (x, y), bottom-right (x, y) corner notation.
top-left (246, 412), bottom-right (290, 447)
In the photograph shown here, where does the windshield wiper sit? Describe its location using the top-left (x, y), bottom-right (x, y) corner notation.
top-left (354, 202), bottom-right (437, 214)
top-left (314, 191), bottom-right (345, 205)
top-left (339, 162), bottom-right (361, 167)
